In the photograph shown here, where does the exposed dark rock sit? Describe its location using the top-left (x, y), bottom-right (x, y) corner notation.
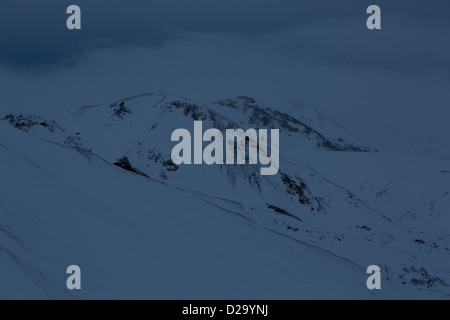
top-left (267, 204), bottom-right (302, 222)
top-left (112, 101), bottom-right (132, 119)
top-left (114, 157), bottom-right (149, 177)
top-left (281, 173), bottom-right (311, 205)
top-left (399, 266), bottom-right (448, 288)
top-left (1, 114), bottom-right (62, 133)
top-left (170, 101), bottom-right (207, 121)
top-left (162, 159), bottom-right (179, 172)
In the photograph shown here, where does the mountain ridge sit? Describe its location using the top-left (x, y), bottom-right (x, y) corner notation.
top-left (1, 92), bottom-right (449, 298)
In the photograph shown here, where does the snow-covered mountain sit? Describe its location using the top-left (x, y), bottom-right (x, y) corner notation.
top-left (0, 92), bottom-right (448, 299)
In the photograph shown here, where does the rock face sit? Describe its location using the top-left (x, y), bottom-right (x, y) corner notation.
top-left (1, 92), bottom-right (449, 299)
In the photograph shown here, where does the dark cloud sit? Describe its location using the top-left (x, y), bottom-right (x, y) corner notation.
top-left (0, 1), bottom-right (179, 69)
top-left (278, 18), bottom-right (450, 75)
top-left (0, 0), bottom-right (449, 71)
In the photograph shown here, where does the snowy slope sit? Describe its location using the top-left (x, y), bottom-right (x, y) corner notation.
top-left (0, 122), bottom-right (407, 300)
top-left (280, 101), bottom-right (362, 149)
top-left (1, 92), bottom-right (449, 299)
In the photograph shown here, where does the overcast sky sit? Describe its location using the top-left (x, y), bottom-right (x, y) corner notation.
top-left (0, 0), bottom-right (449, 155)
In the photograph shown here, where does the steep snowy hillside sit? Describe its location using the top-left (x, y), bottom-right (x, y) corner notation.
top-left (0, 121), bottom-right (406, 299)
top-left (1, 92), bottom-right (449, 299)
top-left (280, 102), bottom-right (362, 149)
